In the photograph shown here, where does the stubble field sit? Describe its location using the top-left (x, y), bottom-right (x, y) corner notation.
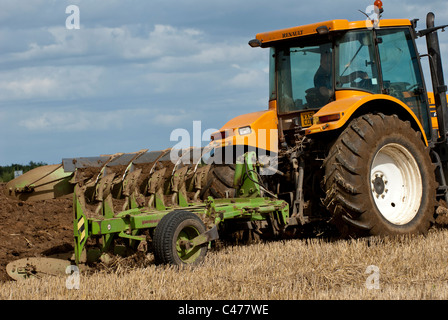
top-left (1, 183), bottom-right (448, 300)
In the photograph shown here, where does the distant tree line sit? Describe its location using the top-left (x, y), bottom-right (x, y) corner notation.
top-left (0, 161), bottom-right (48, 182)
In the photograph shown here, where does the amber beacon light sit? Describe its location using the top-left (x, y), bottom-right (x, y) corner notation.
top-left (374, 0), bottom-right (384, 13)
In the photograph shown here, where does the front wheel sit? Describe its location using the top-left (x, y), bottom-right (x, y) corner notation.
top-left (153, 210), bottom-right (208, 266)
top-left (323, 113), bottom-right (437, 237)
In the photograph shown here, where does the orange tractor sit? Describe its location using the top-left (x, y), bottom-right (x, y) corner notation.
top-left (208, 5), bottom-right (448, 237)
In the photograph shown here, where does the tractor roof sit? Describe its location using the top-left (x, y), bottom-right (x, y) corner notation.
top-left (255, 19), bottom-right (411, 46)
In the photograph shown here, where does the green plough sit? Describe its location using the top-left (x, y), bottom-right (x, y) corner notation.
top-left (6, 149), bottom-right (291, 280)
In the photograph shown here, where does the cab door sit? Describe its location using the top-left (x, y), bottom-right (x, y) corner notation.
top-left (376, 27), bottom-right (432, 139)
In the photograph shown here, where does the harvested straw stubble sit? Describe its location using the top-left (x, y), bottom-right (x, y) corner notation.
top-left (2, 228), bottom-right (448, 300)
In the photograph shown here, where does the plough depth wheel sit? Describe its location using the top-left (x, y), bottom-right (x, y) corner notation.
top-left (153, 210), bottom-right (208, 266)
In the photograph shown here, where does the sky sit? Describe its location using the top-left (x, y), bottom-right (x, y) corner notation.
top-left (0, 0), bottom-right (447, 165)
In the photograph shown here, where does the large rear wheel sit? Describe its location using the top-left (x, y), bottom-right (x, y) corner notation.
top-left (200, 164), bottom-right (236, 199)
top-left (323, 113), bottom-right (437, 237)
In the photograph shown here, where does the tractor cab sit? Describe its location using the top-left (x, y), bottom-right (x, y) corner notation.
top-left (252, 18), bottom-right (433, 142)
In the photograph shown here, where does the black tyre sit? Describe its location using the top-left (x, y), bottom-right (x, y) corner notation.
top-left (153, 210), bottom-right (208, 266)
top-left (200, 164), bottom-right (236, 199)
top-left (323, 113), bottom-right (437, 237)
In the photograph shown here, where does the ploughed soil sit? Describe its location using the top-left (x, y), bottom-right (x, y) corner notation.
top-left (0, 183), bottom-right (74, 282)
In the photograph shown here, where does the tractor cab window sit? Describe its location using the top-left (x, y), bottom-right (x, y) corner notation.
top-left (376, 27), bottom-right (431, 136)
top-left (335, 30), bottom-right (381, 94)
top-left (276, 41), bottom-right (334, 113)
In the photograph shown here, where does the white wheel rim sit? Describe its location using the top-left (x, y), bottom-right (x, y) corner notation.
top-left (370, 143), bottom-right (422, 225)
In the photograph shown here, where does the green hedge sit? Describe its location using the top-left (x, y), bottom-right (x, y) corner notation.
top-left (0, 161), bottom-right (47, 182)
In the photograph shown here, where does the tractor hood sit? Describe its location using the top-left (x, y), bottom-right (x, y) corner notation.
top-left (210, 109), bottom-right (278, 152)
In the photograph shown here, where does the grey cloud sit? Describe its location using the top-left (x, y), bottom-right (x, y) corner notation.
top-left (0, 0), bottom-right (447, 165)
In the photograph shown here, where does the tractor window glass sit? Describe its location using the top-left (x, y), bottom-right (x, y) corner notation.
top-left (277, 42), bottom-right (333, 113)
top-left (335, 30), bottom-right (380, 93)
top-left (376, 28), bottom-right (431, 137)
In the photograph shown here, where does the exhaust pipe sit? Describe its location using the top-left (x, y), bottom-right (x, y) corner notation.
top-left (424, 12), bottom-right (448, 145)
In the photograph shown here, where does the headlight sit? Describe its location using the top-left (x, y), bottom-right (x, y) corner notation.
top-left (238, 126), bottom-right (252, 135)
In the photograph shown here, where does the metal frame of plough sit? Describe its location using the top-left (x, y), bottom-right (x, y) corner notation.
top-left (66, 148), bottom-right (290, 265)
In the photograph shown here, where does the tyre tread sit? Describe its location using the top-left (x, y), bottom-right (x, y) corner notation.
top-left (323, 113), bottom-right (437, 237)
